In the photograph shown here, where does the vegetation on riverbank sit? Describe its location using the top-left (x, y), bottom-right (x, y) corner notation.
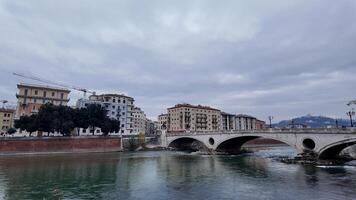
top-left (14, 103), bottom-right (120, 136)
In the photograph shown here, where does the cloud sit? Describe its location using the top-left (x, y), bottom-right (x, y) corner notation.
top-left (0, 0), bottom-right (356, 121)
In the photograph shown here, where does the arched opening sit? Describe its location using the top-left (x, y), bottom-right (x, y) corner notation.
top-left (216, 136), bottom-right (292, 155)
top-left (302, 138), bottom-right (316, 150)
top-left (168, 137), bottom-right (207, 152)
top-left (319, 141), bottom-right (356, 160)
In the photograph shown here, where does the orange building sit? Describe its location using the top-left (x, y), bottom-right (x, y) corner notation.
top-left (15, 83), bottom-right (70, 118)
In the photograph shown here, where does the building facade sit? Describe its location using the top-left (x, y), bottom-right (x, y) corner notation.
top-left (221, 112), bottom-right (236, 130)
top-left (255, 119), bottom-right (266, 130)
top-left (158, 114), bottom-right (169, 131)
top-left (15, 83), bottom-right (70, 118)
top-left (76, 93), bottom-right (135, 135)
top-left (0, 108), bottom-right (15, 134)
top-left (235, 114), bottom-right (256, 130)
top-left (168, 104), bottom-right (222, 132)
top-left (132, 107), bottom-right (146, 134)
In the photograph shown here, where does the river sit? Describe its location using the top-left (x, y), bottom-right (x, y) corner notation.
top-left (0, 147), bottom-right (355, 200)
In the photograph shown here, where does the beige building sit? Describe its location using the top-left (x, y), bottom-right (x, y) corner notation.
top-left (0, 108), bottom-right (15, 134)
top-left (168, 104), bottom-right (221, 132)
top-left (158, 113), bottom-right (169, 131)
top-left (132, 107), bottom-right (146, 134)
top-left (15, 83), bottom-right (70, 118)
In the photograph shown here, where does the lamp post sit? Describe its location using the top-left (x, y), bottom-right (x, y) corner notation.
top-left (346, 108), bottom-right (355, 127)
top-left (268, 116), bottom-right (274, 128)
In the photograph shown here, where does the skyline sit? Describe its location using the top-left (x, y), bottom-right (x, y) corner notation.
top-left (1, 0), bottom-right (356, 121)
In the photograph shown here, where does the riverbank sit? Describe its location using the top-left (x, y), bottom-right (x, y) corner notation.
top-left (0, 136), bottom-right (122, 154)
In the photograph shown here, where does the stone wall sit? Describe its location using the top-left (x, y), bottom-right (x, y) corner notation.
top-left (0, 136), bottom-right (122, 154)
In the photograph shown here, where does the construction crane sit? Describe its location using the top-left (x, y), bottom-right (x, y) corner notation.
top-left (13, 72), bottom-right (95, 98)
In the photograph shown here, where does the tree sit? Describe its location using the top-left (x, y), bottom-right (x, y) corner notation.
top-left (14, 115), bottom-right (38, 136)
top-left (86, 104), bottom-right (108, 135)
top-left (7, 127), bottom-right (16, 135)
top-left (101, 118), bottom-right (120, 136)
top-left (73, 108), bottom-right (90, 135)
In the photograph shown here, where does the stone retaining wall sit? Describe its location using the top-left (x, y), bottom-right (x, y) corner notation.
top-left (0, 136), bottom-right (122, 154)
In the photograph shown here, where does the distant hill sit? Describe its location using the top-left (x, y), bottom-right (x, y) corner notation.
top-left (274, 115), bottom-right (351, 128)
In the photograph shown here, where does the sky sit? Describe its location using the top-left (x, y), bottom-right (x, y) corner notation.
top-left (0, 0), bottom-right (356, 121)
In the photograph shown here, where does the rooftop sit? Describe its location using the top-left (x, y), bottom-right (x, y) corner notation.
top-left (17, 83), bottom-right (70, 92)
top-left (90, 93), bottom-right (134, 100)
top-left (168, 103), bottom-right (220, 111)
top-left (0, 108), bottom-right (15, 113)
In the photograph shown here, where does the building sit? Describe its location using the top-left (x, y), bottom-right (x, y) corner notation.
top-left (145, 119), bottom-right (157, 135)
top-left (0, 108), bottom-right (15, 134)
top-left (76, 93), bottom-right (135, 135)
top-left (168, 104), bottom-right (222, 132)
top-left (15, 83), bottom-right (70, 118)
top-left (235, 114), bottom-right (256, 130)
top-left (255, 119), bottom-right (266, 130)
top-left (221, 112), bottom-right (236, 130)
top-left (158, 113), bottom-right (169, 131)
top-left (132, 107), bottom-right (146, 134)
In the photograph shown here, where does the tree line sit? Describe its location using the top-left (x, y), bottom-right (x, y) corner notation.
top-left (14, 103), bottom-right (120, 136)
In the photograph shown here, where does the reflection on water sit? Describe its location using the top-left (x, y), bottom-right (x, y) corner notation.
top-left (0, 147), bottom-right (355, 200)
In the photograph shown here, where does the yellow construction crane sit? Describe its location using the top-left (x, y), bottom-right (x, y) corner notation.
top-left (13, 72), bottom-right (96, 98)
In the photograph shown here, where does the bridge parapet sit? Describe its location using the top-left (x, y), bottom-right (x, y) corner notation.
top-left (167, 128), bottom-right (356, 137)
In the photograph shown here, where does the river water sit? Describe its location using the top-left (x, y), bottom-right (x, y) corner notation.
top-left (0, 147), bottom-right (355, 200)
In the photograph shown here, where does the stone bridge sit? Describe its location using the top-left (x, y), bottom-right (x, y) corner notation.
top-left (161, 128), bottom-right (356, 160)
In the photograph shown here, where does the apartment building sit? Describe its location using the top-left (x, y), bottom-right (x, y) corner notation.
top-left (0, 108), bottom-right (15, 134)
top-left (158, 113), bottom-right (169, 131)
top-left (15, 83), bottom-right (70, 118)
top-left (76, 93), bottom-right (135, 135)
top-left (221, 112), bottom-right (236, 130)
top-left (168, 104), bottom-right (222, 132)
top-left (235, 114), bottom-right (256, 130)
top-left (132, 107), bottom-right (146, 134)
top-left (255, 119), bottom-right (266, 130)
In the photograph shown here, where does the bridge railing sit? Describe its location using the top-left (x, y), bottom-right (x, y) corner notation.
top-left (166, 128), bottom-right (356, 136)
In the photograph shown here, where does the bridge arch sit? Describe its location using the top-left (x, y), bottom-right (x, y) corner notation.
top-left (168, 137), bottom-right (208, 152)
top-left (215, 135), bottom-right (296, 154)
top-left (318, 138), bottom-right (356, 160)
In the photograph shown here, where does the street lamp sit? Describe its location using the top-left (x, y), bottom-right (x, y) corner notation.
top-left (268, 116), bottom-right (274, 128)
top-left (346, 108), bottom-right (355, 127)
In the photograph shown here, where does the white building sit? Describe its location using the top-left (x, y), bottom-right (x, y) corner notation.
top-left (76, 93), bottom-right (135, 135)
top-left (235, 114), bottom-right (256, 130)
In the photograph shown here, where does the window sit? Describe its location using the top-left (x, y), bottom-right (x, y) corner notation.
top-left (24, 89), bottom-right (28, 96)
top-left (35, 90), bottom-right (38, 95)
top-left (43, 91), bottom-right (47, 97)
top-left (112, 105), bottom-right (115, 109)
top-left (34, 99), bottom-right (37, 103)
top-left (121, 124), bottom-right (125, 128)
top-left (123, 100), bottom-right (126, 103)
top-left (52, 92), bottom-right (55, 97)
top-left (113, 98), bottom-right (116, 103)
top-left (96, 130), bottom-right (100, 133)
top-left (61, 93), bottom-right (64, 99)
top-left (33, 105), bottom-right (36, 110)
top-left (122, 112), bottom-right (125, 115)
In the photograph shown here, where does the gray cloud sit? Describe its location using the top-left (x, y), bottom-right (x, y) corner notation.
top-left (1, 0), bottom-right (356, 121)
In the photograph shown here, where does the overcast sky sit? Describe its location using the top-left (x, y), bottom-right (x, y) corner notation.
top-left (1, 0), bottom-right (356, 121)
